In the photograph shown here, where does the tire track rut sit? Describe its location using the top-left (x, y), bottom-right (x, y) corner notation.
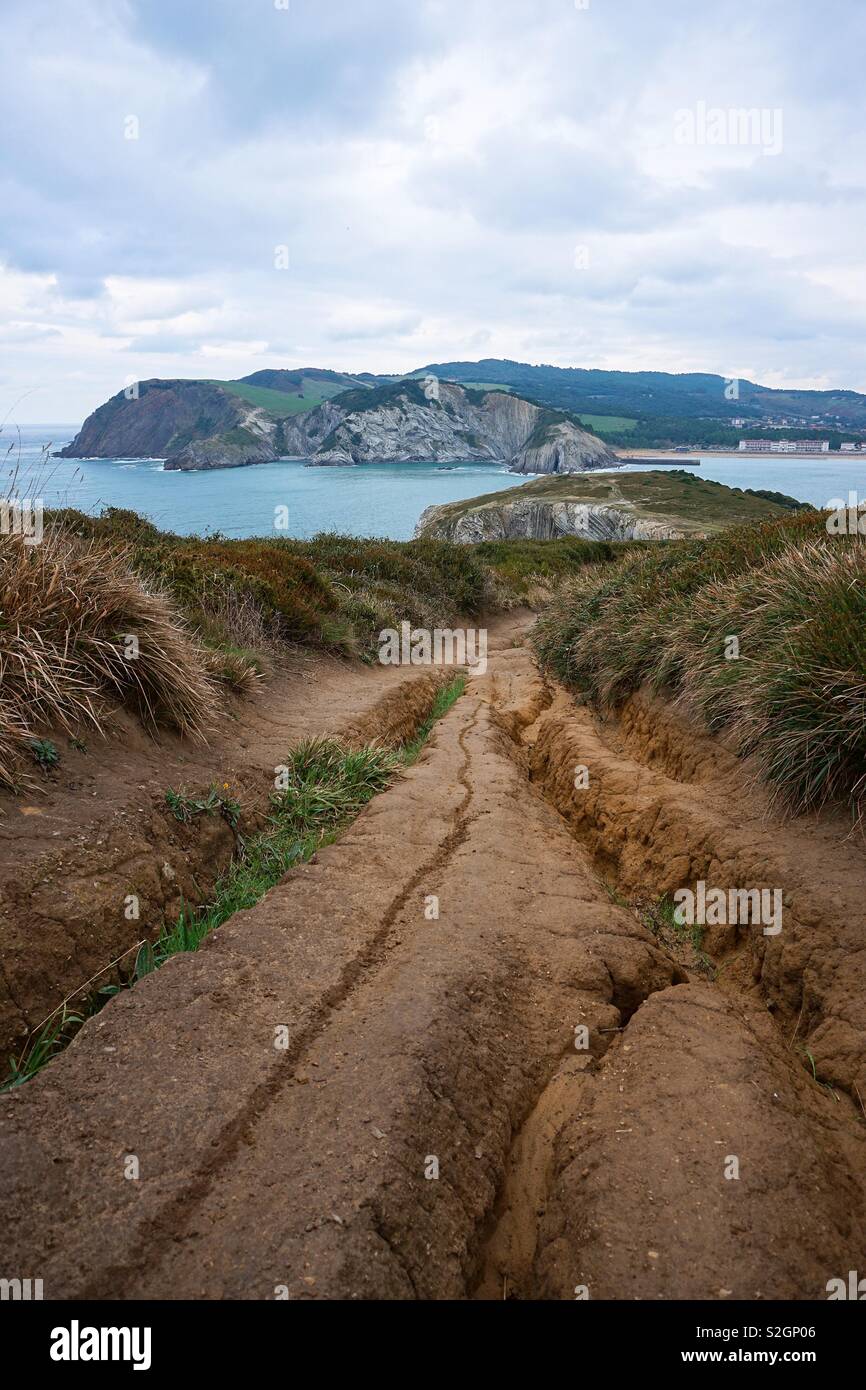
top-left (2, 618), bottom-right (865, 1300)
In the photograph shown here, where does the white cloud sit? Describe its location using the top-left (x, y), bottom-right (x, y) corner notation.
top-left (1, 0), bottom-right (865, 421)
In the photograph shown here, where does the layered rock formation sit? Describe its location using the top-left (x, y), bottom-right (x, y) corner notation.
top-left (416, 470), bottom-right (804, 542)
top-left (283, 381), bottom-right (617, 472)
top-left (60, 377), bottom-right (619, 474)
top-left (418, 497), bottom-right (683, 543)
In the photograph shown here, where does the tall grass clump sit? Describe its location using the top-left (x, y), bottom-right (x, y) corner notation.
top-left (0, 525), bottom-right (218, 788)
top-left (677, 539), bottom-right (866, 815)
top-left (49, 512), bottom-right (493, 661)
top-left (533, 510), bottom-right (866, 818)
top-left (270, 735), bottom-right (401, 837)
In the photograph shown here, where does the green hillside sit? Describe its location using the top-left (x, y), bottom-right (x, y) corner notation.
top-left (422, 469), bottom-right (809, 539)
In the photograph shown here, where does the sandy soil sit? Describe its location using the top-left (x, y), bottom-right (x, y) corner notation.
top-left (1, 616), bottom-right (865, 1300)
top-left (0, 647), bottom-right (449, 1058)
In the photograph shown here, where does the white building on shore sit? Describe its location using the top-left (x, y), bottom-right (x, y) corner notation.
top-left (738, 438), bottom-right (830, 454)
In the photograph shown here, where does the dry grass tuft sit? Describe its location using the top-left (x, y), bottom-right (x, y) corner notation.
top-left (533, 510), bottom-right (866, 818)
top-left (0, 526), bottom-right (218, 788)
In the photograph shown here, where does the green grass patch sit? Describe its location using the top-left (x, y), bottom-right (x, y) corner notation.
top-left (473, 536), bottom-right (620, 586)
top-left (211, 380), bottom-right (326, 417)
top-left (402, 675), bottom-right (466, 763)
top-left (155, 739), bottom-right (402, 959)
top-left (577, 414), bottom-right (637, 434)
top-left (2, 1004), bottom-right (87, 1090)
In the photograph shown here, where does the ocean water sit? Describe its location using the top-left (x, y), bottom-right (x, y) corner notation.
top-left (620, 455), bottom-right (866, 510)
top-left (5, 424), bottom-right (866, 539)
top-left (2, 425), bottom-right (534, 541)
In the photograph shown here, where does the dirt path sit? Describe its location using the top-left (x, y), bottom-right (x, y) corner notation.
top-left (0, 644), bottom-right (455, 1059)
top-left (2, 618), bottom-right (866, 1300)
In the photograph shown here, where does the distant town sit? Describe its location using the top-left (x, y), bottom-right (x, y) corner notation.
top-left (738, 437), bottom-right (866, 454)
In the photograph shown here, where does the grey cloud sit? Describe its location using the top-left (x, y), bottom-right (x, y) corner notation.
top-left (1, 0), bottom-right (865, 421)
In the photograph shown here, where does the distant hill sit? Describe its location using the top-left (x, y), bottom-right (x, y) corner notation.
top-left (238, 368), bottom-right (370, 396)
top-left (60, 359), bottom-right (866, 465)
top-left (223, 369), bottom-right (372, 417)
top-left (413, 359), bottom-right (866, 433)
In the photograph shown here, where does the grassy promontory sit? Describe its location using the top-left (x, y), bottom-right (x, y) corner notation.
top-left (418, 468), bottom-right (809, 542)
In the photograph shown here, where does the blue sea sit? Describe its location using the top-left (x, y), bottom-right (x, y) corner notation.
top-left (4, 424), bottom-right (866, 540)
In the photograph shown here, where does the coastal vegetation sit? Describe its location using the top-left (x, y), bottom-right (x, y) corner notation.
top-left (534, 507), bottom-right (866, 817)
top-left (0, 508), bottom-right (618, 790)
top-left (0, 520), bottom-right (216, 790)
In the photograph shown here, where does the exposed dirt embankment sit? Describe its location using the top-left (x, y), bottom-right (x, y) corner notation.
top-left (2, 622), bottom-right (865, 1300)
top-left (535, 984), bottom-right (866, 1300)
top-left (528, 687), bottom-right (866, 1102)
top-left (0, 652), bottom-right (450, 1063)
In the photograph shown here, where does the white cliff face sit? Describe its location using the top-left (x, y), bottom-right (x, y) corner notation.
top-left (280, 401), bottom-right (345, 457)
top-left (510, 421), bottom-right (616, 474)
top-left (415, 498), bottom-right (691, 543)
top-left (288, 382), bottom-right (620, 472)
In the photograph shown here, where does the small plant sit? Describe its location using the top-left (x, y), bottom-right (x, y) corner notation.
top-left (401, 675), bottom-right (466, 764)
top-left (640, 894), bottom-right (716, 978)
top-left (598, 877), bottom-right (630, 909)
top-left (801, 1047), bottom-right (840, 1100)
top-left (3, 1003), bottom-right (84, 1089)
top-left (165, 787), bottom-right (194, 822)
top-left (165, 783), bottom-right (241, 830)
top-left (68, 736), bottom-right (88, 753)
top-left (203, 645), bottom-right (263, 694)
top-left (30, 738), bottom-right (60, 771)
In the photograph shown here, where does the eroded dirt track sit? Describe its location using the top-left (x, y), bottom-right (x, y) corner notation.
top-left (2, 619), bottom-right (866, 1300)
top-left (0, 648), bottom-right (452, 1060)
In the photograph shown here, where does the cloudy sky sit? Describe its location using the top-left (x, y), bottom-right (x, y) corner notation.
top-left (2, 0), bottom-right (865, 422)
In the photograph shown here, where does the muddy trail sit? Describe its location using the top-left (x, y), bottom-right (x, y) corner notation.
top-left (2, 614), bottom-right (866, 1300)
